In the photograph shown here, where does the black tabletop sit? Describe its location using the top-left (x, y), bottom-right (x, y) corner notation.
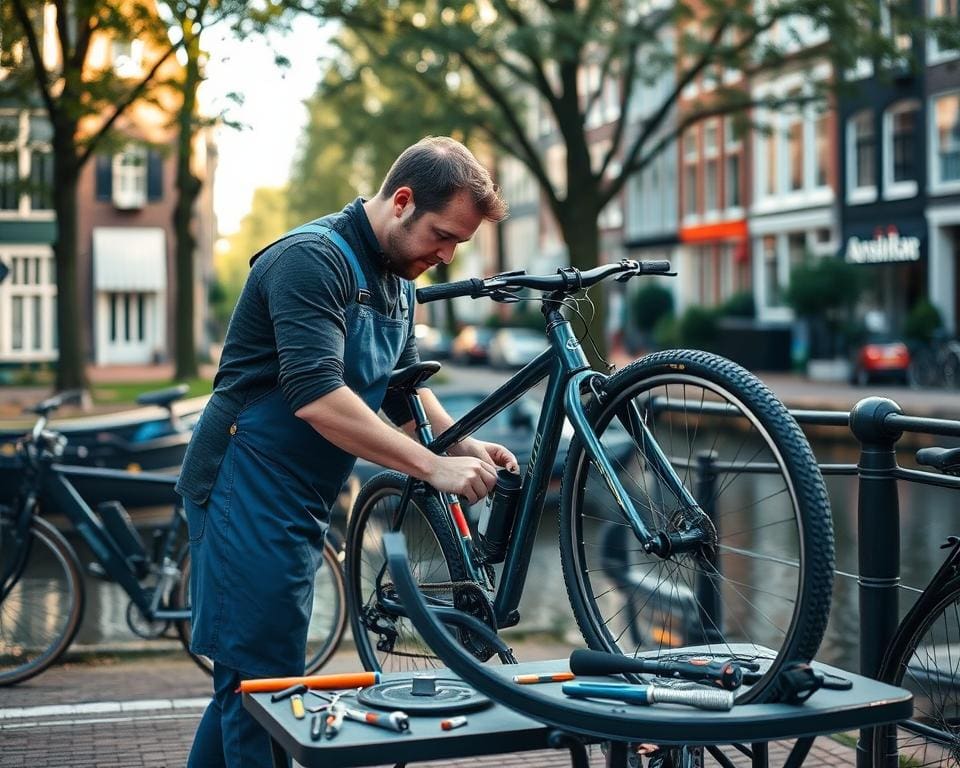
top-left (243, 658), bottom-right (913, 768)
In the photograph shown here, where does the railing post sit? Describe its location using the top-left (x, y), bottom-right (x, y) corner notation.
top-left (848, 397), bottom-right (902, 768)
top-left (694, 450), bottom-right (723, 644)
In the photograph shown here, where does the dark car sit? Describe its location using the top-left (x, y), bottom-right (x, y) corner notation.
top-left (451, 326), bottom-right (495, 365)
top-left (850, 334), bottom-right (911, 386)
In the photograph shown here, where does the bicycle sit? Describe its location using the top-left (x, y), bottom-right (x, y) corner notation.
top-left (909, 333), bottom-right (960, 389)
top-left (0, 391), bottom-right (347, 685)
top-left (872, 444), bottom-right (960, 768)
top-left (345, 259), bottom-right (835, 702)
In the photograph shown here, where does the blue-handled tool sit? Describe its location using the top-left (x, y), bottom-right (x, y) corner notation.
top-left (562, 681), bottom-right (734, 711)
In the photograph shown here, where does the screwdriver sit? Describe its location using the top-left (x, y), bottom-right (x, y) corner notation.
top-left (570, 649), bottom-right (747, 691)
top-left (341, 706), bottom-right (410, 733)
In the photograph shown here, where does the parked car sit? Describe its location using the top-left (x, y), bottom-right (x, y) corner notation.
top-left (850, 334), bottom-right (911, 386)
top-left (414, 324), bottom-right (452, 360)
top-left (488, 327), bottom-right (550, 369)
top-left (451, 326), bottom-right (495, 365)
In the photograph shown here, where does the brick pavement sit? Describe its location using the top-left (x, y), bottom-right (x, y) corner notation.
top-left (0, 644), bottom-right (859, 768)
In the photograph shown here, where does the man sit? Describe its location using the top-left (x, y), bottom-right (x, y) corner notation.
top-left (176, 136), bottom-right (517, 766)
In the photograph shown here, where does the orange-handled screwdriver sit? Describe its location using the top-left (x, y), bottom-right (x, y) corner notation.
top-left (238, 671), bottom-right (380, 694)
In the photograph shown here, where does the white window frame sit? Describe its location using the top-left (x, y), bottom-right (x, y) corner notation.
top-left (703, 119), bottom-right (720, 219)
top-left (927, 0), bottom-right (960, 65)
top-left (112, 144), bottom-right (148, 210)
top-left (724, 116), bottom-right (744, 216)
top-left (0, 245), bottom-right (57, 361)
top-left (847, 109), bottom-right (878, 204)
top-left (682, 128), bottom-right (699, 224)
top-left (930, 91), bottom-right (960, 194)
top-left (883, 100), bottom-right (920, 200)
top-left (0, 109), bottom-right (54, 219)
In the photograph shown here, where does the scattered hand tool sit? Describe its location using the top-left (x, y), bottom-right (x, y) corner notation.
top-left (290, 693), bottom-right (306, 720)
top-left (271, 683), bottom-right (308, 702)
top-left (562, 680), bottom-right (735, 711)
top-left (239, 671), bottom-right (380, 694)
top-left (341, 705), bottom-right (410, 733)
top-left (309, 713), bottom-right (326, 741)
top-left (570, 649), bottom-right (746, 690)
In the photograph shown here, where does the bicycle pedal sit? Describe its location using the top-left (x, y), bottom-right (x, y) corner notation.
top-left (86, 562), bottom-right (112, 580)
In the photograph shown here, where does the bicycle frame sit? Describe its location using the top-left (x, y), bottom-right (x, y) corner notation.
top-left (26, 462), bottom-right (191, 621)
top-left (398, 301), bottom-right (703, 629)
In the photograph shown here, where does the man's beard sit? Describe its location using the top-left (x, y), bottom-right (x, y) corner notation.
top-left (385, 224), bottom-right (427, 280)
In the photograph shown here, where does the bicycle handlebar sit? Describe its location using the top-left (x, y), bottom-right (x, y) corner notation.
top-left (415, 259), bottom-right (672, 304)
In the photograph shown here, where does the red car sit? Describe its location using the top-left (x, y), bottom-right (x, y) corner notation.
top-left (850, 335), bottom-right (911, 386)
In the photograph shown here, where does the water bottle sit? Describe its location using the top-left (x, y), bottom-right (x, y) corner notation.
top-left (478, 468), bottom-right (522, 563)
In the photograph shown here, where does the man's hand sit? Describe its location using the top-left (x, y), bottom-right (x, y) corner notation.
top-left (450, 438), bottom-right (520, 474)
top-left (425, 455), bottom-right (498, 505)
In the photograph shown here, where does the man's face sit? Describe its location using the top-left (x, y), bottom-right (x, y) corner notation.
top-left (384, 189), bottom-right (483, 280)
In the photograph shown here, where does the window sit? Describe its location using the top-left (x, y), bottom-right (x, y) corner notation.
top-left (0, 110), bottom-right (52, 214)
top-left (704, 121), bottom-right (719, 214)
top-left (847, 110), bottom-right (876, 202)
top-left (762, 235), bottom-right (782, 308)
top-left (725, 117), bottom-right (743, 210)
top-left (933, 93), bottom-right (960, 188)
top-left (880, 0), bottom-right (912, 60)
top-left (928, 0), bottom-right (959, 64)
top-left (683, 129), bottom-right (698, 218)
top-left (787, 109), bottom-right (804, 191)
top-left (883, 100), bottom-right (919, 198)
top-left (814, 110), bottom-right (830, 188)
top-left (765, 120), bottom-right (778, 197)
top-left (0, 249), bottom-right (56, 359)
top-left (108, 292), bottom-right (148, 343)
top-left (112, 145), bottom-right (148, 209)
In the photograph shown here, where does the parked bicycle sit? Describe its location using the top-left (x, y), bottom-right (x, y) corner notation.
top-left (345, 260), bottom-right (835, 702)
top-left (0, 391), bottom-right (347, 685)
top-left (909, 333), bottom-right (960, 389)
top-left (872, 444), bottom-right (960, 768)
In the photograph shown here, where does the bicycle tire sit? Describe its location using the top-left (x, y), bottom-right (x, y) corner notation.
top-left (559, 349), bottom-right (835, 703)
top-left (346, 470), bottom-right (469, 673)
top-left (175, 538), bottom-right (347, 675)
top-left (0, 516), bottom-right (85, 686)
top-left (872, 579), bottom-right (960, 768)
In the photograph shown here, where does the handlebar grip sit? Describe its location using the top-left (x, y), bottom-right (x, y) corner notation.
top-left (416, 278), bottom-right (484, 303)
top-left (639, 260), bottom-right (672, 274)
top-left (570, 649), bottom-right (649, 676)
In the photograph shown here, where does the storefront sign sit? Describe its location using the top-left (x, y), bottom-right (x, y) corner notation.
top-left (845, 226), bottom-right (921, 264)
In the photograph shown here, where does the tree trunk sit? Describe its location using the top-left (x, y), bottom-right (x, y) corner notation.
top-left (51, 134), bottom-right (87, 391)
top-left (559, 202), bottom-right (608, 369)
top-left (173, 40), bottom-right (202, 380)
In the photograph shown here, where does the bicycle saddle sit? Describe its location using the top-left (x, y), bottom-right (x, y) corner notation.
top-left (136, 384), bottom-right (189, 408)
top-left (387, 361), bottom-right (442, 392)
top-left (916, 446), bottom-right (960, 476)
top-left (28, 390), bottom-right (84, 416)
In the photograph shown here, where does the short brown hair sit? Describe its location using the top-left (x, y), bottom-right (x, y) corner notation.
top-left (378, 137), bottom-right (508, 222)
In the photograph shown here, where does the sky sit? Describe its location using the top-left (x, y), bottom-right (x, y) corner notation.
top-left (200, 14), bottom-right (334, 235)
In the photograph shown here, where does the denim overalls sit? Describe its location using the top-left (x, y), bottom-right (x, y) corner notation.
top-left (184, 223), bottom-right (411, 767)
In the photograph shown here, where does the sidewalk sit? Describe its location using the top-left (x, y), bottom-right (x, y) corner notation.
top-left (0, 641), bottom-right (859, 768)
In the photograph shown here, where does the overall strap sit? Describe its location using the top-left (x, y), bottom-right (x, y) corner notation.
top-left (287, 222), bottom-right (369, 299)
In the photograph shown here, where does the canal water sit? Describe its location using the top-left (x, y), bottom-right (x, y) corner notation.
top-left (55, 437), bottom-right (960, 674)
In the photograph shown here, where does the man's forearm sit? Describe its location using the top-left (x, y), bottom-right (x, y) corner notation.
top-left (295, 386), bottom-right (437, 479)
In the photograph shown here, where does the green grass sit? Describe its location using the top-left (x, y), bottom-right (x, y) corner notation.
top-left (92, 377), bottom-right (213, 406)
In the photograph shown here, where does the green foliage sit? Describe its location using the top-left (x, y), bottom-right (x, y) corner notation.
top-left (631, 283), bottom-right (674, 332)
top-left (719, 291), bottom-right (755, 319)
top-left (904, 299), bottom-right (944, 343)
top-left (785, 258), bottom-right (863, 317)
top-left (677, 306), bottom-right (720, 351)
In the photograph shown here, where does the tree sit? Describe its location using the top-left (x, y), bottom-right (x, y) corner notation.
top-left (159, 0), bottom-right (291, 379)
top-left (785, 257), bottom-right (863, 358)
top-left (287, 29), bottom-right (494, 332)
top-left (301, 0), bottom-right (958, 365)
top-left (3, 1), bottom-right (183, 390)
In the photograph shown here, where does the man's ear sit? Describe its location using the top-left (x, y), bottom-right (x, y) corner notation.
top-left (393, 187), bottom-right (414, 218)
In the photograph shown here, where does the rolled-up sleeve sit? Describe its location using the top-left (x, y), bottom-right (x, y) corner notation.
top-left (258, 238), bottom-right (354, 413)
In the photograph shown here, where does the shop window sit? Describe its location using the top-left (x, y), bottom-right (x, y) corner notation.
top-left (847, 110), bottom-right (876, 203)
top-left (932, 93), bottom-right (960, 189)
top-left (883, 100), bottom-right (919, 199)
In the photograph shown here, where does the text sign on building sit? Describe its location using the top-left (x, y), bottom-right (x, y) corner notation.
top-left (845, 226), bottom-right (921, 264)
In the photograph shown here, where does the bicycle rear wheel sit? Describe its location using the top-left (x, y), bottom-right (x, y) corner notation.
top-left (872, 580), bottom-right (960, 768)
top-left (346, 471), bottom-right (469, 674)
top-left (175, 537), bottom-right (347, 675)
top-left (559, 350), bottom-right (835, 702)
top-left (0, 515), bottom-right (85, 686)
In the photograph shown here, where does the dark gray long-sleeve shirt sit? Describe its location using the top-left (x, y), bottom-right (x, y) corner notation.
top-left (176, 198), bottom-right (418, 505)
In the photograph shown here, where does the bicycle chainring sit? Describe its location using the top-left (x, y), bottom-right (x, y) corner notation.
top-left (451, 580), bottom-right (499, 662)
